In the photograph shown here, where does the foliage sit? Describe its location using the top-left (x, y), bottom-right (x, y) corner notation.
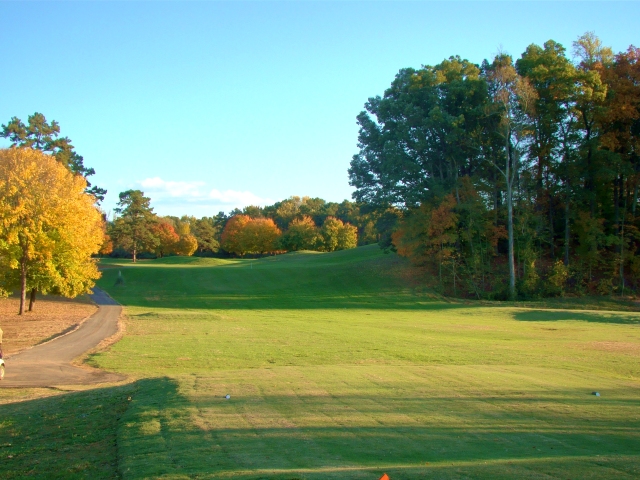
top-left (220, 215), bottom-right (252, 256)
top-left (320, 217), bottom-right (358, 252)
top-left (151, 218), bottom-right (180, 258)
top-left (349, 33), bottom-right (640, 298)
top-left (0, 148), bottom-right (103, 314)
top-left (1, 112), bottom-right (106, 201)
top-left (189, 217), bottom-right (220, 254)
top-left (174, 234), bottom-right (198, 256)
top-left (242, 217), bottom-right (281, 254)
top-left (110, 190), bottom-right (159, 262)
top-left (280, 215), bottom-right (320, 251)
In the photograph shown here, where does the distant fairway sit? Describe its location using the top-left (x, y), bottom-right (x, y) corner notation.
top-left (2, 246), bottom-right (639, 479)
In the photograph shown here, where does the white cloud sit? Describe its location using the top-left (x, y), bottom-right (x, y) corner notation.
top-left (134, 177), bottom-right (273, 215)
top-left (139, 177), bottom-right (205, 198)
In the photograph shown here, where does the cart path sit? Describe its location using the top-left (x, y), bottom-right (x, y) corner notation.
top-left (1, 288), bottom-right (126, 388)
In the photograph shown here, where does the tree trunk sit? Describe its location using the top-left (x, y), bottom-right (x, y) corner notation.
top-left (133, 247), bottom-right (137, 263)
top-left (29, 288), bottom-right (37, 312)
top-left (620, 176), bottom-right (627, 295)
top-left (19, 257), bottom-right (27, 315)
top-left (506, 136), bottom-right (516, 301)
top-left (564, 181), bottom-right (570, 266)
top-left (548, 194), bottom-right (555, 258)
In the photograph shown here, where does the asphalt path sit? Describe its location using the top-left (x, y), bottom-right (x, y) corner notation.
top-left (1, 288), bottom-right (125, 388)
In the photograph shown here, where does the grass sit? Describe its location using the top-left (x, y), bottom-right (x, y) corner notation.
top-left (1, 245), bottom-right (639, 479)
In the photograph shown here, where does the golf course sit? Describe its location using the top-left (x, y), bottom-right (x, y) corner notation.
top-left (1, 245), bottom-right (639, 479)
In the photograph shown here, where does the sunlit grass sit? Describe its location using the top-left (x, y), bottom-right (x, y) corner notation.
top-left (1, 246), bottom-right (639, 478)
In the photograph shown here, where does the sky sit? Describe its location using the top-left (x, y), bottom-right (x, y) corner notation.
top-left (1, 1), bottom-right (638, 217)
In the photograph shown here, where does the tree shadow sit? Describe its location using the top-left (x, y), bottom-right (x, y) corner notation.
top-left (2, 377), bottom-right (639, 479)
top-left (513, 310), bottom-right (640, 325)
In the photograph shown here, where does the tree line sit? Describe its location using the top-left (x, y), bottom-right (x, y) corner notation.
top-left (105, 193), bottom-right (368, 260)
top-left (349, 33), bottom-right (640, 299)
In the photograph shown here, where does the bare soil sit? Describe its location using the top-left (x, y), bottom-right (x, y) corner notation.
top-left (0, 295), bottom-right (97, 356)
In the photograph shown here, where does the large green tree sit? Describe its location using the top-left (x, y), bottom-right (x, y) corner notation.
top-left (110, 190), bottom-right (158, 262)
top-left (349, 33), bottom-right (640, 298)
top-left (1, 112), bottom-right (106, 201)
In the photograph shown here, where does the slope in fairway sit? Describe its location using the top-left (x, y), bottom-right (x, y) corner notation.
top-left (28, 246), bottom-right (640, 478)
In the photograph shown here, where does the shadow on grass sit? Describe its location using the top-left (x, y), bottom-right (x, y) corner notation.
top-left (2, 377), bottom-right (639, 479)
top-left (513, 310), bottom-right (640, 325)
top-left (124, 378), bottom-right (640, 479)
top-left (0, 383), bottom-right (135, 480)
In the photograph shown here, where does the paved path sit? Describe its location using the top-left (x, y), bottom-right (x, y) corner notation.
top-left (1, 288), bottom-right (125, 388)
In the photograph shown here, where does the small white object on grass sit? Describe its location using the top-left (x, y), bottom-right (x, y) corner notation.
top-left (225, 394), bottom-right (230, 399)
top-left (592, 391), bottom-right (600, 397)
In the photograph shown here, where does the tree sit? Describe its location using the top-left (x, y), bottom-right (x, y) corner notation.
top-left (320, 217), bottom-right (358, 251)
top-left (485, 53), bottom-right (537, 299)
top-left (151, 218), bottom-right (180, 258)
top-left (191, 217), bottom-right (220, 254)
top-left (169, 218), bottom-right (197, 256)
top-left (1, 112), bottom-right (106, 201)
top-left (516, 41), bottom-right (578, 262)
top-left (280, 216), bottom-right (320, 251)
top-left (220, 215), bottom-right (252, 256)
top-left (348, 57), bottom-right (489, 208)
top-left (0, 148), bottom-right (103, 314)
top-left (110, 190), bottom-right (158, 262)
top-left (242, 218), bottom-right (281, 254)
top-left (174, 234), bottom-right (198, 256)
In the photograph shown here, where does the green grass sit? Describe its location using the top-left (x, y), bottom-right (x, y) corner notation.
top-left (2, 245), bottom-right (640, 479)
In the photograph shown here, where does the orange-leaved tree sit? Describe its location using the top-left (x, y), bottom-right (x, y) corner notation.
top-left (221, 215), bottom-right (252, 256)
top-left (392, 195), bottom-right (459, 292)
top-left (151, 218), bottom-right (180, 258)
top-left (0, 148), bottom-right (104, 314)
top-left (242, 218), bottom-right (281, 254)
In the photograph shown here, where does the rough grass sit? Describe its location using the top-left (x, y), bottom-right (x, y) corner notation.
top-left (1, 245), bottom-right (639, 479)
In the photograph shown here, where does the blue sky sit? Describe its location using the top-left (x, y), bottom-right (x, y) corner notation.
top-left (1, 1), bottom-right (638, 217)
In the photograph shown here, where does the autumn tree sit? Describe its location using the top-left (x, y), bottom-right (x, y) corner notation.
top-left (151, 218), bottom-right (180, 258)
top-left (320, 217), bottom-right (358, 251)
top-left (110, 190), bottom-right (158, 262)
top-left (242, 218), bottom-right (282, 254)
top-left (0, 148), bottom-right (103, 314)
top-left (280, 216), bottom-right (320, 251)
top-left (173, 220), bottom-right (198, 257)
top-left (220, 215), bottom-right (252, 256)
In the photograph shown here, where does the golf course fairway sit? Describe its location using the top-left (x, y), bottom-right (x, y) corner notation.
top-left (1, 245), bottom-right (639, 479)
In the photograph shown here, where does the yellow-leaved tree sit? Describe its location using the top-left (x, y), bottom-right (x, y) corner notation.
top-left (0, 148), bottom-right (104, 314)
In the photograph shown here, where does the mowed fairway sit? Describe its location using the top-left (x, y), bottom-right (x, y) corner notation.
top-left (2, 246), bottom-right (640, 479)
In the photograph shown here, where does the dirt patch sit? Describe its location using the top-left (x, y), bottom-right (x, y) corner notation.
top-left (0, 295), bottom-right (97, 356)
top-left (588, 341), bottom-right (640, 355)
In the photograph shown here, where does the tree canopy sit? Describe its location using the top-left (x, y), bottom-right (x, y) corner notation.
top-left (0, 148), bottom-right (104, 314)
top-left (111, 190), bottom-right (159, 262)
top-left (1, 112), bottom-right (106, 202)
top-left (349, 33), bottom-right (640, 299)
